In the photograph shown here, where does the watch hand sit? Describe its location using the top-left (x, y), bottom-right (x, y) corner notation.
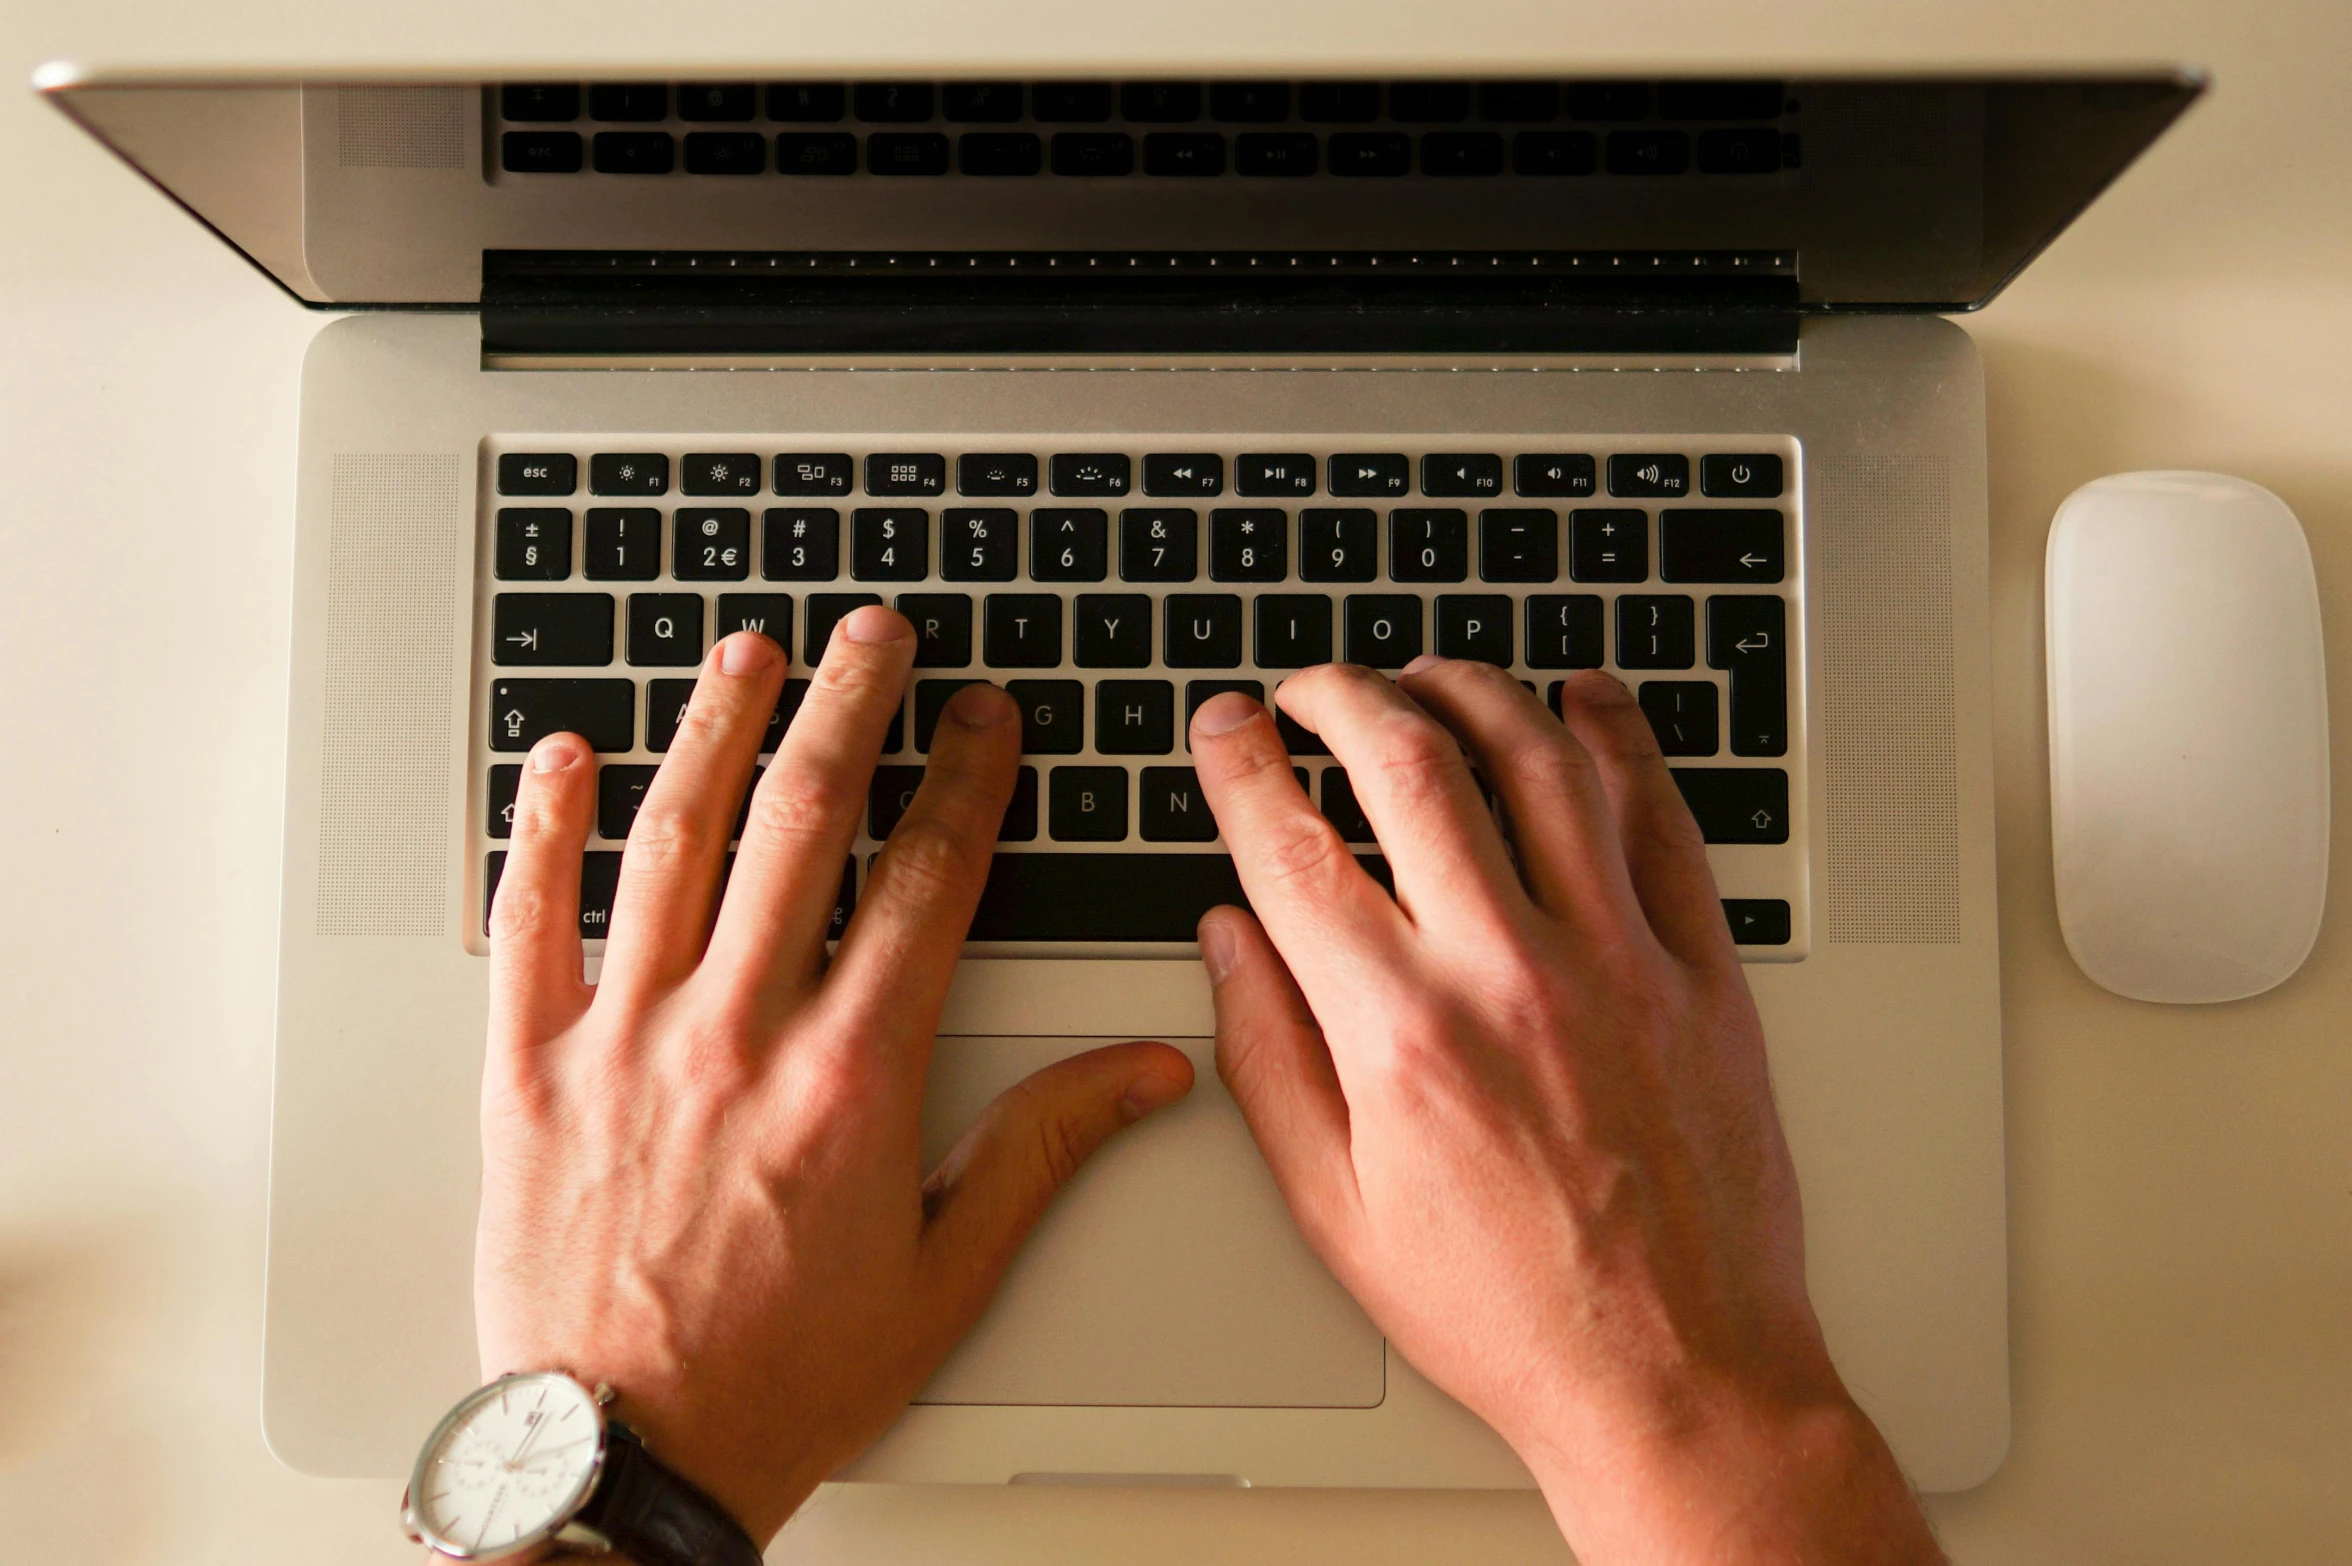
top-left (505, 1390), bottom-right (553, 1466)
top-left (515, 1437), bottom-right (593, 1469)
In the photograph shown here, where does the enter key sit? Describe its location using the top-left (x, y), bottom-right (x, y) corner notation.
top-left (1707, 595), bottom-right (1788, 756)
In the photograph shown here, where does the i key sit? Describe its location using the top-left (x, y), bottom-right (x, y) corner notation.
top-left (1707, 595), bottom-right (1788, 756)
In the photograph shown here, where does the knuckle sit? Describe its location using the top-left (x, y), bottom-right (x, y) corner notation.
top-left (1505, 731), bottom-right (1599, 797)
top-left (1026, 1099), bottom-right (1089, 1189)
top-left (876, 812), bottom-right (981, 898)
top-left (1369, 717), bottom-right (1464, 805)
top-left (811, 644), bottom-right (901, 701)
top-left (487, 877), bottom-right (566, 943)
top-left (741, 770), bottom-right (847, 850)
top-left (620, 804), bottom-right (716, 872)
top-left (1250, 813), bottom-right (1349, 887)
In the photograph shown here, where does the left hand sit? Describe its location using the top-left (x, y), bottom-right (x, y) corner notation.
top-left (475, 612), bottom-right (1194, 1545)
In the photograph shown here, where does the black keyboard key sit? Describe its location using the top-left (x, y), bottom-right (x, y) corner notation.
top-left (1345, 595), bottom-right (1424, 667)
top-left (1515, 453), bottom-right (1596, 498)
top-left (968, 852), bottom-right (1223, 940)
top-left (1700, 453), bottom-right (1784, 498)
top-left (1120, 508), bottom-right (1199, 582)
top-left (715, 594), bottom-right (794, 652)
top-left (1435, 595), bottom-right (1512, 665)
top-left (483, 851), bottom-right (623, 940)
top-left (1032, 509), bottom-right (1110, 582)
top-left (1164, 594), bottom-right (1244, 668)
top-left (494, 593), bottom-right (613, 666)
top-left (1420, 131), bottom-right (1505, 175)
top-left (1696, 127), bottom-right (1784, 175)
top-left (957, 453), bottom-right (1038, 497)
top-left (868, 132), bottom-right (950, 174)
top-left (502, 84), bottom-right (580, 122)
top-left (804, 593), bottom-right (883, 663)
top-left (1212, 82), bottom-right (1290, 121)
top-left (1300, 508), bottom-right (1378, 582)
top-left (1185, 680), bottom-right (1266, 750)
top-left (768, 83), bottom-right (847, 121)
top-left (1097, 680), bottom-right (1176, 754)
top-left (1618, 595), bottom-right (1697, 669)
top-left (1568, 83), bottom-right (1649, 121)
top-left (1479, 509), bottom-right (1558, 582)
top-left (1423, 453), bottom-right (1504, 498)
top-left (1526, 595), bottom-right (1605, 669)
top-left (489, 678), bottom-right (635, 752)
top-left (1276, 712), bottom-right (1330, 758)
top-left (1210, 509), bottom-right (1287, 581)
top-left (1236, 453), bottom-right (1315, 497)
top-left (596, 764), bottom-right (660, 840)
top-left (1570, 509), bottom-right (1648, 582)
top-left (1320, 769), bottom-right (1377, 843)
top-left (960, 132), bottom-right (1042, 176)
top-left (762, 508), bottom-right (840, 580)
top-left (851, 509), bottom-right (929, 580)
top-left (1123, 82), bottom-right (1202, 122)
top-left (1143, 132), bottom-right (1224, 176)
top-left (487, 764), bottom-right (521, 838)
top-left (499, 454), bottom-right (577, 495)
top-left (865, 453), bottom-right (945, 497)
top-left (943, 82), bottom-right (1024, 123)
top-left (1609, 452), bottom-right (1691, 498)
top-left (1660, 510), bottom-right (1785, 584)
top-left (776, 133), bottom-right (859, 174)
top-left (502, 130), bottom-right (586, 172)
top-left (1140, 767), bottom-right (1220, 842)
top-left (588, 84), bottom-right (666, 121)
top-left (869, 765), bottom-right (927, 837)
top-left (1049, 767), bottom-right (1129, 840)
top-left (674, 509), bottom-right (752, 580)
top-left (1480, 82), bottom-right (1561, 122)
top-left (682, 453), bottom-right (763, 496)
top-left (1722, 898), bottom-right (1792, 946)
top-left (590, 453), bottom-right (669, 496)
top-left (1074, 594), bottom-right (1152, 667)
top-left (1255, 595), bottom-right (1335, 668)
top-left (649, 677), bottom-right (752, 753)
top-left (775, 453), bottom-right (854, 496)
top-left (1513, 131), bottom-right (1597, 175)
top-left (497, 508), bottom-right (573, 580)
top-left (896, 593), bottom-right (973, 667)
top-left (912, 679), bottom-right (984, 752)
top-left (1236, 132), bottom-right (1317, 175)
top-left (1049, 452), bottom-right (1132, 497)
top-left (1659, 81), bottom-right (1786, 120)
top-left (1391, 82), bottom-right (1473, 122)
top-left (983, 594), bottom-right (1064, 667)
top-left (941, 508), bottom-right (1019, 581)
top-left (683, 132), bottom-right (765, 174)
top-left (1050, 132), bottom-right (1134, 176)
top-left (584, 508), bottom-right (662, 580)
top-left (628, 593), bottom-right (705, 667)
top-left (1330, 453), bottom-right (1409, 497)
top-left (1034, 82), bottom-right (1115, 122)
top-left (1143, 453), bottom-right (1223, 496)
top-left (592, 132), bottom-right (674, 174)
top-left (678, 83), bottom-right (757, 121)
top-left (1672, 768), bottom-right (1789, 844)
top-left (1000, 767), bottom-right (1041, 841)
top-left (1638, 681), bottom-right (1721, 756)
top-left (854, 83), bottom-right (934, 122)
top-left (1329, 131), bottom-right (1410, 174)
top-left (1607, 129), bottom-right (1690, 176)
top-left (1391, 509), bottom-right (1469, 582)
top-left (1707, 595), bottom-right (1788, 757)
top-left (1301, 82), bottom-right (1380, 122)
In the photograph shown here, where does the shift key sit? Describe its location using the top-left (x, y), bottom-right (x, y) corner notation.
top-left (489, 678), bottom-right (635, 752)
top-left (1670, 767), bottom-right (1790, 844)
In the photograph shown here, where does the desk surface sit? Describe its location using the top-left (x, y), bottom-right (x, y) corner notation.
top-left (2, 1), bottom-right (2348, 1560)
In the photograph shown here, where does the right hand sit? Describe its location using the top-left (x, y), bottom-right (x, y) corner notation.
top-left (1190, 661), bottom-right (1943, 1565)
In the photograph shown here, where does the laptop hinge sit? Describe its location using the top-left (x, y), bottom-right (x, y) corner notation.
top-left (480, 250), bottom-right (1800, 359)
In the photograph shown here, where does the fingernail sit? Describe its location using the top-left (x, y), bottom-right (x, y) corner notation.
top-left (944, 681), bottom-right (1014, 729)
top-left (1197, 915), bottom-right (1237, 983)
top-left (530, 735), bottom-right (582, 772)
top-left (1402, 653), bottom-right (1445, 676)
top-left (1121, 1069), bottom-right (1187, 1121)
top-left (1191, 691), bottom-right (1261, 738)
top-left (718, 631), bottom-right (779, 675)
top-left (841, 604), bottom-right (909, 644)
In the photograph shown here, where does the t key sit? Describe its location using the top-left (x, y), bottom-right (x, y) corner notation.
top-left (493, 593), bottom-right (613, 666)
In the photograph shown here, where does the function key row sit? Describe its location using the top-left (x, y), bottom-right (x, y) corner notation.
top-left (497, 451), bottom-right (1784, 501)
top-left (494, 506), bottom-right (1786, 587)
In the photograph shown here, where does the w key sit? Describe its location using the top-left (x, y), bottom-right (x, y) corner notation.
top-left (493, 593), bottom-right (614, 665)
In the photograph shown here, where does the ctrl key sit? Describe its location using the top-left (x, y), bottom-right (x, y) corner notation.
top-left (488, 678), bottom-right (635, 752)
top-left (486, 850), bottom-right (622, 939)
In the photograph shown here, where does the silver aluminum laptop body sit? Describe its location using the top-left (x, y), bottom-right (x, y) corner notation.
top-left (44, 66), bottom-right (2197, 1494)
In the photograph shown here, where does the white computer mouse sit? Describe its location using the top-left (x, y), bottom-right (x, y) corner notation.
top-left (2046, 471), bottom-right (2330, 1003)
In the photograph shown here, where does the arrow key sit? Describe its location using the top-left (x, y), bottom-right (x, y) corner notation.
top-left (493, 593), bottom-right (614, 665)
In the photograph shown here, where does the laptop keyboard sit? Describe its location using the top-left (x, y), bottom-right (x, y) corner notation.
top-left (476, 439), bottom-right (1801, 954)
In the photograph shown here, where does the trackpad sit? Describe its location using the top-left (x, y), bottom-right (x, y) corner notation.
top-left (915, 1036), bottom-right (1385, 1409)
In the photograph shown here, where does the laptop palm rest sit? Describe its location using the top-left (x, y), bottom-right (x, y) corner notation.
top-left (915, 1036), bottom-right (1385, 1409)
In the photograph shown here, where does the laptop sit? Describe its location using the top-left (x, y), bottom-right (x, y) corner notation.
top-left (41, 65), bottom-right (2197, 1493)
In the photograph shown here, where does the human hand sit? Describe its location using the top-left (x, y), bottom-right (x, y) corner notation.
top-left (1190, 663), bottom-right (1940, 1565)
top-left (477, 611), bottom-right (1193, 1545)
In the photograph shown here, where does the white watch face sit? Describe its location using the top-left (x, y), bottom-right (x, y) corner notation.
top-left (409, 1372), bottom-right (604, 1559)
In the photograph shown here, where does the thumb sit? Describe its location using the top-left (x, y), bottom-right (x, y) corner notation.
top-left (919, 1040), bottom-right (1194, 1320)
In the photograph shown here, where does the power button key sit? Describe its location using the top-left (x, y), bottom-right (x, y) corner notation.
top-left (1700, 453), bottom-right (1784, 498)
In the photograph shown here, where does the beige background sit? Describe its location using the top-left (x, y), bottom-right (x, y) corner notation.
top-left (1, 0), bottom-right (2347, 1559)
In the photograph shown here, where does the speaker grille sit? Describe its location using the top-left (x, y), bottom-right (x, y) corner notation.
top-left (1816, 455), bottom-right (1960, 943)
top-left (317, 455), bottom-right (462, 936)
top-left (336, 87), bottom-right (466, 170)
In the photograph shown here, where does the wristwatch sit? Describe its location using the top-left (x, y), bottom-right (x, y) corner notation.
top-left (402, 1371), bottom-right (763, 1565)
